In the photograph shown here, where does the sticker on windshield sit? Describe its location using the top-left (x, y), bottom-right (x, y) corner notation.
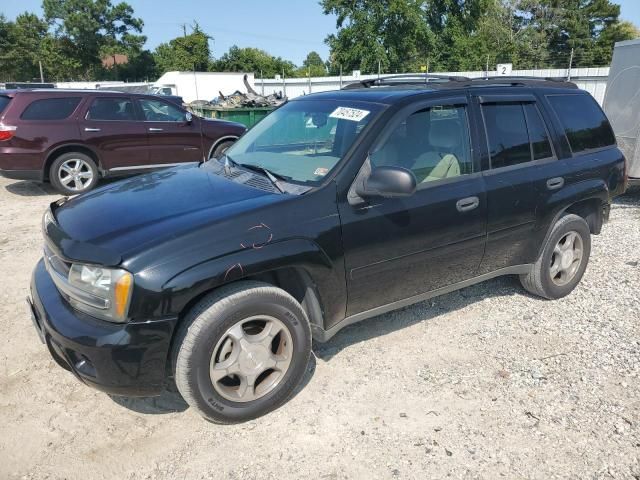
top-left (314, 167), bottom-right (329, 176)
top-left (329, 107), bottom-right (370, 122)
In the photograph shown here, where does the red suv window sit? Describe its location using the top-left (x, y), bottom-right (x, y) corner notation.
top-left (20, 97), bottom-right (82, 121)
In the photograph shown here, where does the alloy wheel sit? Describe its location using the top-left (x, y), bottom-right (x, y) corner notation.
top-left (210, 316), bottom-right (294, 403)
top-left (58, 158), bottom-right (94, 192)
top-left (549, 230), bottom-right (584, 286)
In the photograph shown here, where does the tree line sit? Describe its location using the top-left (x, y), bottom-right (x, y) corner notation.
top-left (1, 0), bottom-right (638, 83)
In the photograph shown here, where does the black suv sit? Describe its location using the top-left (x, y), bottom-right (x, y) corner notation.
top-left (29, 75), bottom-right (627, 423)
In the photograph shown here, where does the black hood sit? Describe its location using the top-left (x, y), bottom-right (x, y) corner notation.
top-left (50, 163), bottom-right (285, 264)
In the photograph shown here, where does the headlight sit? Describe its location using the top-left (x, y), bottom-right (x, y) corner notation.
top-left (67, 264), bottom-right (133, 323)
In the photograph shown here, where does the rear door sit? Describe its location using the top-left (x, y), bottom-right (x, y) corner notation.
top-left (338, 97), bottom-right (487, 315)
top-left (474, 93), bottom-right (560, 274)
top-left (137, 97), bottom-right (204, 164)
top-left (79, 95), bottom-right (148, 170)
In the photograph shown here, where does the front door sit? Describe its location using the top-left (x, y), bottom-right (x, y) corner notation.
top-left (79, 95), bottom-right (148, 170)
top-left (338, 99), bottom-right (487, 316)
top-left (137, 98), bottom-right (203, 165)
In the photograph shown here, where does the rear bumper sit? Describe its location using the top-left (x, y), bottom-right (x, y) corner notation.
top-left (0, 168), bottom-right (42, 181)
top-left (29, 259), bottom-right (178, 396)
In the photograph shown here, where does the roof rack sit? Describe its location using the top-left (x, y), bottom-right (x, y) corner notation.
top-left (464, 76), bottom-right (576, 87)
top-left (342, 73), bottom-right (470, 89)
top-left (343, 74), bottom-right (577, 90)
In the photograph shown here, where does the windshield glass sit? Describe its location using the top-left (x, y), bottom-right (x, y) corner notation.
top-left (223, 99), bottom-right (381, 186)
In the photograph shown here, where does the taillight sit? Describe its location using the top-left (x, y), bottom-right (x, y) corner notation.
top-left (0, 125), bottom-right (17, 141)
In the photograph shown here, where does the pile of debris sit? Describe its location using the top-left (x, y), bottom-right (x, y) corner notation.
top-left (190, 74), bottom-right (287, 109)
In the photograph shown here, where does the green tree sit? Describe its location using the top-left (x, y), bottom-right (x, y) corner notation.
top-left (322, 0), bottom-right (435, 73)
top-left (296, 51), bottom-right (327, 77)
top-left (41, 0), bottom-right (146, 79)
top-left (153, 23), bottom-right (211, 73)
top-left (213, 46), bottom-right (297, 77)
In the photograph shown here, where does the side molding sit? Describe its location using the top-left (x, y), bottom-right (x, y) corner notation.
top-left (312, 264), bottom-right (532, 342)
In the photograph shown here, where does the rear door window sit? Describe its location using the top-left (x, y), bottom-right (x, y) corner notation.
top-left (482, 103), bottom-right (531, 168)
top-left (0, 96), bottom-right (11, 114)
top-left (523, 103), bottom-right (554, 160)
top-left (546, 94), bottom-right (616, 153)
top-left (20, 97), bottom-right (82, 120)
top-left (86, 97), bottom-right (136, 121)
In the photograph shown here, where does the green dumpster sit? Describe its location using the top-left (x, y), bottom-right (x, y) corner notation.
top-left (192, 106), bottom-right (274, 128)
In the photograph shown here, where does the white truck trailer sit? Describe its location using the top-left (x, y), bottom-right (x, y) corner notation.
top-left (603, 39), bottom-right (640, 185)
top-left (152, 71), bottom-right (255, 104)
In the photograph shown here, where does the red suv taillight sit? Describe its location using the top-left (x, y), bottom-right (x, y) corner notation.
top-left (0, 125), bottom-right (17, 141)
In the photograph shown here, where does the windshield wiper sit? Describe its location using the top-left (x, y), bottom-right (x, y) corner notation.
top-left (238, 163), bottom-right (287, 194)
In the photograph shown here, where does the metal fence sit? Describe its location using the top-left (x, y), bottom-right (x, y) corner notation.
top-left (255, 67), bottom-right (611, 105)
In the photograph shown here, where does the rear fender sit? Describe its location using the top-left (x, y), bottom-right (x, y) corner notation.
top-left (535, 178), bottom-right (609, 259)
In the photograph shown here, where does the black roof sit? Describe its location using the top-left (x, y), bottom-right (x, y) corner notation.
top-left (298, 74), bottom-right (581, 105)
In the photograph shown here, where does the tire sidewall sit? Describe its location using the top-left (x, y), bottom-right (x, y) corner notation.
top-left (540, 216), bottom-right (591, 298)
top-left (178, 289), bottom-right (311, 422)
top-left (50, 152), bottom-right (99, 195)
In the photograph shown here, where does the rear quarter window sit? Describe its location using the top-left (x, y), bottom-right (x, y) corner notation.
top-left (547, 94), bottom-right (616, 153)
top-left (0, 96), bottom-right (11, 114)
top-left (20, 97), bottom-right (82, 121)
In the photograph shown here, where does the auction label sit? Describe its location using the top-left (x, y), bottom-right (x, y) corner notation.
top-left (329, 107), bottom-right (370, 122)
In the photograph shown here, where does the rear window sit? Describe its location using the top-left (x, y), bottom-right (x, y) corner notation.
top-left (547, 94), bottom-right (616, 153)
top-left (21, 97), bottom-right (82, 121)
top-left (0, 96), bottom-right (11, 114)
top-left (482, 103), bottom-right (532, 168)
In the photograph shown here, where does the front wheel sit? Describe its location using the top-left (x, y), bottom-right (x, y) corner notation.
top-left (210, 140), bottom-right (235, 159)
top-left (520, 214), bottom-right (591, 299)
top-left (172, 281), bottom-right (312, 423)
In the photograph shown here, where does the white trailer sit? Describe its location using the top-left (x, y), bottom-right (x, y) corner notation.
top-left (603, 39), bottom-right (640, 184)
top-left (152, 71), bottom-right (255, 103)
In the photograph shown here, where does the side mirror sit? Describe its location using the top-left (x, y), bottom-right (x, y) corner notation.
top-left (356, 166), bottom-right (417, 199)
top-left (185, 111), bottom-right (193, 124)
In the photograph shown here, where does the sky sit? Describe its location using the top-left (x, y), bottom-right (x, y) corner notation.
top-left (2, 0), bottom-right (640, 66)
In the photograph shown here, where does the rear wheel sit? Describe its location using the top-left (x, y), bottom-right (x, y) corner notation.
top-left (520, 214), bottom-right (591, 299)
top-left (49, 152), bottom-right (99, 195)
top-left (172, 281), bottom-right (312, 423)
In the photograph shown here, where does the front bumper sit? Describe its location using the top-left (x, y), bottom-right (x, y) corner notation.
top-left (29, 259), bottom-right (178, 396)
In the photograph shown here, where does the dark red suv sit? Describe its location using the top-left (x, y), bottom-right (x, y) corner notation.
top-left (0, 89), bottom-right (246, 194)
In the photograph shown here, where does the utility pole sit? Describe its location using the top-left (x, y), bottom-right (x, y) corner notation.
top-left (39, 61), bottom-right (44, 83)
top-left (260, 70), bottom-right (264, 96)
top-left (282, 68), bottom-right (286, 98)
top-left (339, 65), bottom-right (343, 89)
top-left (567, 48), bottom-right (574, 81)
top-left (308, 67), bottom-right (312, 94)
top-left (486, 55), bottom-right (490, 79)
top-left (378, 60), bottom-right (381, 79)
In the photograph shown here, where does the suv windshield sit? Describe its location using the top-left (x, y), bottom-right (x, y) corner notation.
top-left (222, 99), bottom-right (381, 186)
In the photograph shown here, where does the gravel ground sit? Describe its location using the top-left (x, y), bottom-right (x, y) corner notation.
top-left (0, 177), bottom-right (638, 480)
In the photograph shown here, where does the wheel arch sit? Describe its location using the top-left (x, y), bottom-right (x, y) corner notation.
top-left (207, 136), bottom-right (239, 159)
top-left (162, 239), bottom-right (337, 335)
top-left (44, 144), bottom-right (101, 181)
top-left (536, 189), bottom-right (608, 260)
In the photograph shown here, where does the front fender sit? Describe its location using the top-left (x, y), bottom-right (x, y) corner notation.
top-left (160, 238), bottom-right (344, 328)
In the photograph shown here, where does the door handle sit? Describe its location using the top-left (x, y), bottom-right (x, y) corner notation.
top-left (84, 127), bottom-right (101, 132)
top-left (546, 177), bottom-right (565, 190)
top-left (148, 127), bottom-right (164, 132)
top-left (456, 196), bottom-right (480, 213)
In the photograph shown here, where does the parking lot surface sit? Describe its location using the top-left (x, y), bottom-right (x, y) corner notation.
top-left (0, 177), bottom-right (638, 480)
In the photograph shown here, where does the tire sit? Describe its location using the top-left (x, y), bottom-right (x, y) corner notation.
top-left (172, 281), bottom-right (312, 423)
top-left (49, 152), bottom-right (99, 195)
top-left (211, 140), bottom-right (235, 159)
top-left (520, 214), bottom-right (591, 299)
